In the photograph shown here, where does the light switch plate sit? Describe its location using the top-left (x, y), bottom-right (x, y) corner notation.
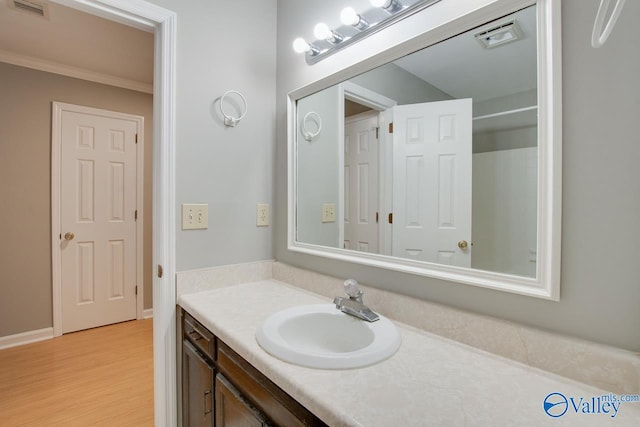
top-left (322, 203), bottom-right (336, 223)
top-left (257, 204), bottom-right (269, 227)
top-left (182, 204), bottom-right (208, 230)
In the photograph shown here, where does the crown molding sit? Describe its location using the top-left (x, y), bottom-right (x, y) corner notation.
top-left (0, 49), bottom-right (153, 94)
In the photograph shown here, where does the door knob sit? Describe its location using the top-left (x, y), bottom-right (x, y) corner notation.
top-left (458, 240), bottom-right (468, 249)
top-left (64, 232), bottom-right (75, 241)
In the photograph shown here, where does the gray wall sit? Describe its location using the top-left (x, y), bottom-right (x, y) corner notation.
top-left (276, 0), bottom-right (640, 352)
top-left (149, 0), bottom-right (277, 272)
top-left (0, 62), bottom-right (154, 336)
top-left (351, 63), bottom-right (452, 104)
top-left (296, 86), bottom-right (341, 247)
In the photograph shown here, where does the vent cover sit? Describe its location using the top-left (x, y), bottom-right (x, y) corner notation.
top-left (8, 0), bottom-right (49, 19)
top-left (474, 20), bottom-right (522, 49)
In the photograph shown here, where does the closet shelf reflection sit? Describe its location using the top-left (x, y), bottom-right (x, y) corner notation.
top-left (472, 105), bottom-right (538, 133)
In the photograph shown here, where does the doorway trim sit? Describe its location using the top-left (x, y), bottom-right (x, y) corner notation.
top-left (342, 81), bottom-right (397, 111)
top-left (51, 101), bottom-right (145, 335)
top-left (339, 82), bottom-right (397, 253)
top-left (49, 0), bottom-right (177, 425)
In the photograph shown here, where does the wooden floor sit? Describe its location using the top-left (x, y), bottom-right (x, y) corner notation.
top-left (0, 319), bottom-right (154, 426)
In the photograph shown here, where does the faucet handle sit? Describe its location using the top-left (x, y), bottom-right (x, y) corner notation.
top-left (343, 279), bottom-right (362, 299)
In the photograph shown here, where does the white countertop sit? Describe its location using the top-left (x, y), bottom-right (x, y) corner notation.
top-left (179, 280), bottom-right (640, 426)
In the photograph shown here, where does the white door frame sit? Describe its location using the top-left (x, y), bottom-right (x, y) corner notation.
top-left (52, 101), bottom-right (145, 333)
top-left (340, 82), bottom-right (396, 252)
top-left (49, 1), bottom-right (177, 425)
top-left (344, 110), bottom-right (380, 252)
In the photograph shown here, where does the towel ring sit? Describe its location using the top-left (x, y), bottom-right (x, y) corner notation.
top-left (301, 111), bottom-right (322, 141)
top-left (592, 0), bottom-right (626, 48)
top-left (220, 90), bottom-right (248, 127)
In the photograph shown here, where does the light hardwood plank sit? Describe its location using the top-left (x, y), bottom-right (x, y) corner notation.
top-left (0, 319), bottom-right (154, 426)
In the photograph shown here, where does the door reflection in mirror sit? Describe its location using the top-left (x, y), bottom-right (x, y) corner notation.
top-left (295, 5), bottom-right (538, 278)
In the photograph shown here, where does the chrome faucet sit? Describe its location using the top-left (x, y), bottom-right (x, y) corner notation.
top-left (333, 279), bottom-right (379, 322)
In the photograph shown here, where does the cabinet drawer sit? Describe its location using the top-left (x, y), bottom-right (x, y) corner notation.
top-left (217, 342), bottom-right (327, 427)
top-left (183, 311), bottom-right (216, 361)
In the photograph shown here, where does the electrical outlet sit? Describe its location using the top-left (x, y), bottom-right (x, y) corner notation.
top-left (322, 203), bottom-right (336, 223)
top-left (182, 204), bottom-right (208, 230)
top-left (256, 204), bottom-right (269, 227)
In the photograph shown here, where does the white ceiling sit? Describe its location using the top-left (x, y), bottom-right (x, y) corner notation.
top-left (394, 5), bottom-right (537, 102)
top-left (0, 0), bottom-right (153, 89)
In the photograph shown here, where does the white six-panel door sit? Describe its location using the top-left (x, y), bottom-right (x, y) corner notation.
top-left (57, 104), bottom-right (141, 333)
top-left (344, 112), bottom-right (379, 253)
top-left (392, 99), bottom-right (472, 267)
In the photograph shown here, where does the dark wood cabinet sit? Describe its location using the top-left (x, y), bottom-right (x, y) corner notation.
top-left (183, 340), bottom-right (215, 427)
top-left (181, 309), bottom-right (327, 427)
top-left (215, 374), bottom-right (270, 427)
top-left (182, 311), bottom-right (216, 427)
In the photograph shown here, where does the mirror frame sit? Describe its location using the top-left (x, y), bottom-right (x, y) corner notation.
top-left (287, 0), bottom-right (562, 300)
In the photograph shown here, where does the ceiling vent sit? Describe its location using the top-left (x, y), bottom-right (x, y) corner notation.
top-left (7, 0), bottom-right (50, 19)
top-left (474, 20), bottom-right (522, 49)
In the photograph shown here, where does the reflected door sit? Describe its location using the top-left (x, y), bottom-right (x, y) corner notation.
top-left (392, 98), bottom-right (472, 267)
top-left (59, 106), bottom-right (139, 333)
top-left (344, 112), bottom-right (379, 252)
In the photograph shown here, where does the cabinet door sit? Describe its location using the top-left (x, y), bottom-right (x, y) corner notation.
top-left (183, 340), bottom-right (214, 427)
top-left (215, 374), bottom-right (270, 427)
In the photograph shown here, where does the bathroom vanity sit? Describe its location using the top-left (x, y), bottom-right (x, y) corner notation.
top-left (181, 308), bottom-right (326, 426)
top-left (179, 279), bottom-right (640, 426)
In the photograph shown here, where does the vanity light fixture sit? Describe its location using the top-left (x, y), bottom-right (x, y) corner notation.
top-left (474, 20), bottom-right (523, 49)
top-left (340, 7), bottom-right (370, 30)
top-left (293, 0), bottom-right (441, 65)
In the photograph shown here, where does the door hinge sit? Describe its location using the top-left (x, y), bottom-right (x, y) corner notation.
top-left (135, 285), bottom-right (138, 296)
top-left (134, 210), bottom-right (138, 221)
top-left (388, 213), bottom-right (393, 224)
top-left (388, 122), bottom-right (394, 133)
top-left (376, 212), bottom-right (379, 223)
top-left (375, 127), bottom-right (379, 139)
top-left (157, 264), bottom-right (164, 278)
top-left (135, 133), bottom-right (138, 144)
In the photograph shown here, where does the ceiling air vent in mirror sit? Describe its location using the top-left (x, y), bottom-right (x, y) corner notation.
top-left (474, 20), bottom-right (522, 49)
top-left (9, 0), bottom-right (49, 19)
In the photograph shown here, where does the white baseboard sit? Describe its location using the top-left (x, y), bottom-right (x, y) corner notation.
top-left (143, 309), bottom-right (153, 319)
top-left (0, 327), bottom-right (54, 350)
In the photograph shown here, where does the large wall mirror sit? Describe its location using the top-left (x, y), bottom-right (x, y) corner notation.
top-left (287, 0), bottom-right (561, 300)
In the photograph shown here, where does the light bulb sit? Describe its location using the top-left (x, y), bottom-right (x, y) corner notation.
top-left (370, 0), bottom-right (391, 7)
top-left (340, 7), bottom-right (359, 26)
top-left (313, 23), bottom-right (332, 40)
top-left (341, 6), bottom-right (369, 30)
top-left (292, 37), bottom-right (310, 53)
top-left (313, 22), bottom-right (344, 44)
top-left (370, 0), bottom-right (402, 12)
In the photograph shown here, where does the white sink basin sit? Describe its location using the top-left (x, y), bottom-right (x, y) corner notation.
top-left (255, 304), bottom-right (401, 369)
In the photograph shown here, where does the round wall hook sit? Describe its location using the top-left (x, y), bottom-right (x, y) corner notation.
top-left (220, 90), bottom-right (248, 127)
top-left (301, 111), bottom-right (322, 141)
top-left (592, 0), bottom-right (626, 48)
